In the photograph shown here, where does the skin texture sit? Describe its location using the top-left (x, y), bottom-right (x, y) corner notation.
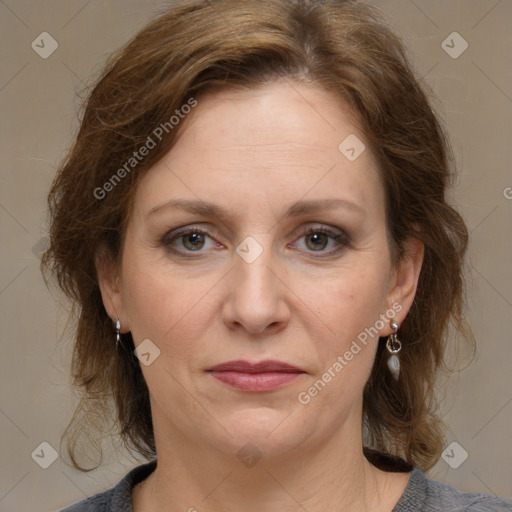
top-left (98, 81), bottom-right (424, 511)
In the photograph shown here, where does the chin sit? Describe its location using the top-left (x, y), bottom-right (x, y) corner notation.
top-left (207, 407), bottom-right (315, 460)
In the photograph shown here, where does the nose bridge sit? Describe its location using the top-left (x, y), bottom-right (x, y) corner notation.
top-left (235, 233), bottom-right (276, 293)
top-left (225, 233), bottom-right (289, 333)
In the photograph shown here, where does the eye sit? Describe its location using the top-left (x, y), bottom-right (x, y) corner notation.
top-left (163, 227), bottom-right (219, 254)
top-left (292, 226), bottom-right (350, 256)
top-left (162, 225), bottom-right (350, 257)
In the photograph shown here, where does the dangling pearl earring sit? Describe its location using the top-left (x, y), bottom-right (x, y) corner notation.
top-left (386, 321), bottom-right (402, 381)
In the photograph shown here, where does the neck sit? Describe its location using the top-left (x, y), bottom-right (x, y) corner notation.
top-left (133, 415), bottom-right (409, 512)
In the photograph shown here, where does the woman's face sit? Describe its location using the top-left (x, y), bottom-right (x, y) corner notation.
top-left (100, 81), bottom-right (422, 461)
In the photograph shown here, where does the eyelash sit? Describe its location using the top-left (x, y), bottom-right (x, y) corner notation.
top-left (162, 225), bottom-right (351, 258)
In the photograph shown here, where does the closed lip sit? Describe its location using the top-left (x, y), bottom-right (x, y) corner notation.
top-left (207, 359), bottom-right (305, 373)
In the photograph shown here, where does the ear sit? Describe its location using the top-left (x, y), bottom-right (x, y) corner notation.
top-left (381, 238), bottom-right (424, 336)
top-left (95, 248), bottom-right (130, 333)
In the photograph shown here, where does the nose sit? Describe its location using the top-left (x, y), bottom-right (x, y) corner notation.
top-left (222, 236), bottom-right (291, 336)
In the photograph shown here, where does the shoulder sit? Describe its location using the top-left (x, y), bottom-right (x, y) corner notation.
top-left (60, 490), bottom-right (113, 512)
top-left (394, 468), bottom-right (512, 512)
top-left (59, 459), bottom-right (157, 512)
top-left (60, 486), bottom-right (115, 512)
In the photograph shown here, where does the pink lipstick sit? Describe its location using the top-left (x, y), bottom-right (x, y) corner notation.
top-left (208, 359), bottom-right (305, 392)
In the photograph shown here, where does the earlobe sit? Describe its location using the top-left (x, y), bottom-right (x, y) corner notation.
top-left (384, 238), bottom-right (424, 335)
top-left (95, 249), bottom-right (130, 332)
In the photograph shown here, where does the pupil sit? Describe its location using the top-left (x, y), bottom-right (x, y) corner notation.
top-left (307, 233), bottom-right (327, 251)
top-left (182, 232), bottom-right (328, 252)
top-left (185, 233), bottom-right (204, 250)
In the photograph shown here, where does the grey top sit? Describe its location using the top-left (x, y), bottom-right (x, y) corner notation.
top-left (61, 458), bottom-right (512, 511)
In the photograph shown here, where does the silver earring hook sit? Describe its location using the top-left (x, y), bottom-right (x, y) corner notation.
top-left (115, 318), bottom-right (121, 349)
top-left (386, 321), bottom-right (402, 354)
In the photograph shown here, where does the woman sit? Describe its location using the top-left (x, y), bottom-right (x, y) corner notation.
top-left (42, 0), bottom-right (512, 510)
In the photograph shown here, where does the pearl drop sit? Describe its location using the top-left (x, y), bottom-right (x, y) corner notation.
top-left (387, 355), bottom-right (400, 381)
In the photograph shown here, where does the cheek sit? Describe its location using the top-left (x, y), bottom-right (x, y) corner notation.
top-left (315, 264), bottom-right (390, 336)
top-left (304, 260), bottom-right (391, 393)
top-left (298, 276), bottom-right (385, 412)
top-left (121, 251), bottom-right (222, 360)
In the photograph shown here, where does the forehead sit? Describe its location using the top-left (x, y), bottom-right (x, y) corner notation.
top-left (173, 81), bottom-right (367, 162)
top-left (132, 81), bottom-right (384, 221)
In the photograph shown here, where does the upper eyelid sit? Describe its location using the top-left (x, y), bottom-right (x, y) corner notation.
top-left (163, 224), bottom-right (350, 251)
top-left (164, 223), bottom-right (347, 240)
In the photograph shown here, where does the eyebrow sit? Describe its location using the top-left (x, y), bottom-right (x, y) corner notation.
top-left (148, 198), bottom-right (365, 220)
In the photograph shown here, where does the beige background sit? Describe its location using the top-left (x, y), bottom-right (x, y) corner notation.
top-left (1, 1), bottom-right (511, 510)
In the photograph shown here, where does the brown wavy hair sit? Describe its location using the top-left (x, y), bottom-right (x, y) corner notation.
top-left (42, 0), bottom-right (472, 472)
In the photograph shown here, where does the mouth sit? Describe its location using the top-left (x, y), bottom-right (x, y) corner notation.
top-left (207, 359), bottom-right (306, 392)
